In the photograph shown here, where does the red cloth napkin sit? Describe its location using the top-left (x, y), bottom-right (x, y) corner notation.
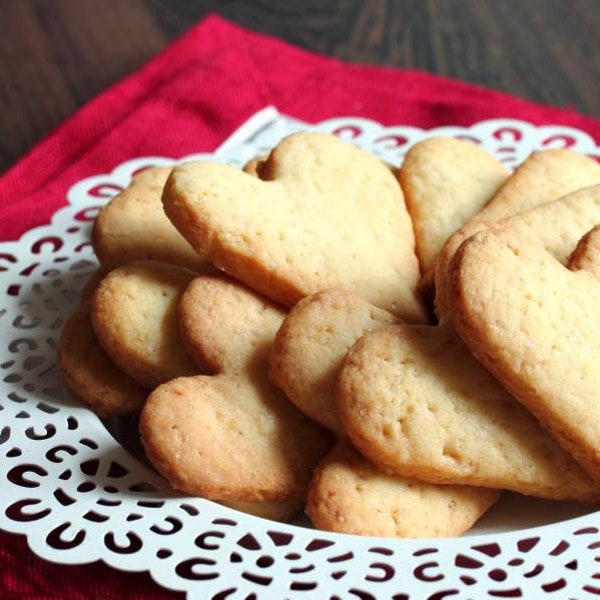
top-left (2, 13), bottom-right (600, 599)
top-left (3, 14), bottom-right (600, 242)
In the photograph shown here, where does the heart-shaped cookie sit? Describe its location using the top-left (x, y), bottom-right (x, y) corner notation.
top-left (91, 260), bottom-right (201, 388)
top-left (307, 439), bottom-right (498, 538)
top-left (140, 274), bottom-right (332, 502)
top-left (433, 150), bottom-right (600, 317)
top-left (399, 136), bottom-right (509, 276)
top-left (271, 288), bottom-right (500, 536)
top-left (93, 167), bottom-right (213, 272)
top-left (162, 131), bottom-right (426, 322)
top-left (337, 321), bottom-right (600, 502)
top-left (436, 185), bottom-right (600, 319)
top-left (449, 225), bottom-right (600, 481)
top-left (337, 186), bottom-right (600, 502)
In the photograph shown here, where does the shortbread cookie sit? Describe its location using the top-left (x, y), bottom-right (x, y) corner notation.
top-left (307, 440), bottom-right (499, 537)
top-left (140, 274), bottom-right (332, 502)
top-left (435, 184), bottom-right (600, 319)
top-left (270, 288), bottom-right (401, 436)
top-left (433, 150), bottom-right (600, 316)
top-left (271, 288), bottom-right (500, 535)
top-left (91, 261), bottom-right (200, 389)
top-left (178, 273), bottom-right (283, 374)
top-left (58, 303), bottom-right (147, 417)
top-left (475, 149), bottom-right (600, 221)
top-left (336, 184), bottom-right (600, 499)
top-left (92, 167), bottom-right (213, 272)
top-left (337, 321), bottom-right (600, 502)
top-left (162, 131), bottom-right (426, 322)
top-left (399, 137), bottom-right (509, 275)
top-left (569, 224), bottom-right (600, 276)
top-left (448, 226), bottom-right (600, 482)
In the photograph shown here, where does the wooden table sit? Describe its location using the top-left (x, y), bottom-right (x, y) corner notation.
top-left (0, 0), bottom-right (600, 172)
top-left (1, 2), bottom-right (600, 597)
top-left (1, 0), bottom-right (599, 173)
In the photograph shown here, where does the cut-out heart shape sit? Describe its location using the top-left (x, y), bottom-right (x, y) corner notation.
top-left (400, 136), bottom-right (509, 276)
top-left (449, 226), bottom-right (600, 481)
top-left (433, 150), bottom-right (600, 317)
top-left (162, 131), bottom-right (426, 322)
top-left (93, 167), bottom-right (213, 272)
top-left (271, 288), bottom-right (499, 536)
top-left (308, 439), bottom-right (498, 538)
top-left (91, 260), bottom-right (201, 389)
top-left (337, 322), bottom-right (600, 502)
top-left (337, 186), bottom-right (600, 503)
top-left (140, 274), bottom-right (332, 502)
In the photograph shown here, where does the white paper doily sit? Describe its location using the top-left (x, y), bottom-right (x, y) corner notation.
top-left (2, 107), bottom-right (600, 599)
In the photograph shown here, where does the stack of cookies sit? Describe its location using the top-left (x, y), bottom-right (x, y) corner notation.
top-left (58, 130), bottom-right (600, 537)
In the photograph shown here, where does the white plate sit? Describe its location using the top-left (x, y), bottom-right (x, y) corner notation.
top-left (2, 107), bottom-right (600, 598)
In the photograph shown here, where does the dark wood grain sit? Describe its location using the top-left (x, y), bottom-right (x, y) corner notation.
top-left (1, 0), bottom-right (600, 174)
top-left (0, 2), bottom-right (599, 597)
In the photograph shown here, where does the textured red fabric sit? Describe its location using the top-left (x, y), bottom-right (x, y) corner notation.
top-left (2, 13), bottom-right (600, 598)
top-left (3, 13), bottom-right (600, 243)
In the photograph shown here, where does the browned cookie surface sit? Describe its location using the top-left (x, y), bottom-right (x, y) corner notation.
top-left (449, 226), bottom-right (600, 482)
top-left (400, 136), bottom-right (508, 276)
top-left (338, 321), bottom-right (600, 502)
top-left (91, 260), bottom-right (200, 388)
top-left (58, 303), bottom-right (147, 417)
top-left (92, 166), bottom-right (213, 272)
top-left (141, 274), bottom-right (332, 503)
top-left (307, 440), bottom-right (499, 538)
top-left (163, 131), bottom-right (426, 321)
